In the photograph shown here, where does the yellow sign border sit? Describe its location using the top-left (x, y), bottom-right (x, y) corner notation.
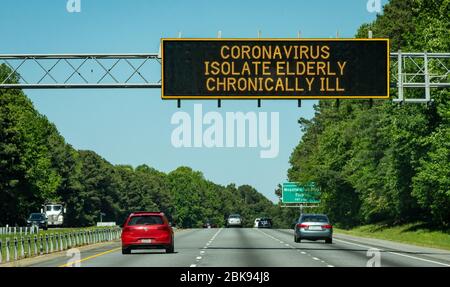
top-left (161, 38), bottom-right (390, 100)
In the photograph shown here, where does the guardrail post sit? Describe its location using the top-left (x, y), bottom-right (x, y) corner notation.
top-left (0, 239), bottom-right (2, 263)
top-left (59, 234), bottom-right (63, 251)
top-left (54, 234), bottom-right (59, 251)
top-left (5, 238), bottom-right (10, 262)
top-left (68, 233), bottom-right (72, 248)
top-left (49, 234), bottom-right (54, 253)
top-left (39, 236), bottom-right (43, 255)
top-left (45, 235), bottom-right (49, 254)
top-left (34, 236), bottom-right (38, 256)
top-left (27, 237), bottom-right (31, 258)
top-left (13, 238), bottom-right (18, 261)
top-left (20, 237), bottom-right (25, 258)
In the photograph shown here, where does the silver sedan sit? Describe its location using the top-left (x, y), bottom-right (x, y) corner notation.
top-left (294, 214), bottom-right (333, 244)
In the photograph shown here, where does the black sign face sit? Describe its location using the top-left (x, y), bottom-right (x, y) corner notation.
top-left (161, 39), bottom-right (390, 99)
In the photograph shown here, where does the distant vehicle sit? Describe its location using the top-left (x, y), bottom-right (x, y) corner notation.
top-left (41, 203), bottom-right (66, 227)
top-left (203, 220), bottom-right (218, 228)
top-left (257, 217), bottom-right (272, 229)
top-left (254, 218), bottom-right (261, 228)
top-left (27, 213), bottom-right (48, 230)
top-left (121, 211), bottom-right (174, 255)
top-left (226, 214), bottom-right (242, 228)
top-left (294, 214), bottom-right (333, 244)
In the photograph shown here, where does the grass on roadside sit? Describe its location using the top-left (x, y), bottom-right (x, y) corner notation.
top-left (335, 222), bottom-right (450, 251)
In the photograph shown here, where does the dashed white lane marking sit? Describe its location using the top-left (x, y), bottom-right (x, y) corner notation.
top-left (189, 228), bottom-right (223, 267)
top-left (258, 229), bottom-right (332, 267)
top-left (333, 238), bottom-right (450, 267)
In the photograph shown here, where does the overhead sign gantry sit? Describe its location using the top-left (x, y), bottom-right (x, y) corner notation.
top-left (0, 39), bottom-right (448, 105)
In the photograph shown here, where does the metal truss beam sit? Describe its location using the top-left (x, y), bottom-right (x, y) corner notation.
top-left (0, 53), bottom-right (161, 89)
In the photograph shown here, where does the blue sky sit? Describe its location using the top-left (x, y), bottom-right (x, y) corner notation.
top-left (0, 0), bottom-right (386, 202)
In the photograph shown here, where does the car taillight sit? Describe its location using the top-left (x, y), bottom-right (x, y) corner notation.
top-left (322, 224), bottom-right (333, 229)
top-left (297, 223), bottom-right (309, 228)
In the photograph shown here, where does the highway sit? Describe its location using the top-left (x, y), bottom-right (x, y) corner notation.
top-left (23, 228), bottom-right (450, 267)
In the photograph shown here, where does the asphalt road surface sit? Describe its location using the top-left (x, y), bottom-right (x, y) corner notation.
top-left (24, 228), bottom-right (450, 267)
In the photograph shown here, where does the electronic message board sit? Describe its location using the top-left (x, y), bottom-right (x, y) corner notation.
top-left (161, 38), bottom-right (389, 99)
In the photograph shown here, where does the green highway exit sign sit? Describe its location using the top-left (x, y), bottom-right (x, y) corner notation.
top-left (282, 182), bottom-right (321, 204)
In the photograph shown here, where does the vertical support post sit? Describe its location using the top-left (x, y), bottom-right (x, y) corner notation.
top-left (298, 100), bottom-right (302, 108)
top-left (5, 238), bottom-right (10, 262)
top-left (20, 237), bottom-right (25, 258)
top-left (177, 99), bottom-right (181, 108)
top-left (45, 235), bottom-right (49, 254)
top-left (68, 233), bottom-right (72, 249)
top-left (424, 52), bottom-right (431, 102)
top-left (55, 234), bottom-right (59, 251)
top-left (0, 239), bottom-right (2, 263)
top-left (50, 234), bottom-right (54, 253)
top-left (398, 50), bottom-right (404, 102)
top-left (27, 237), bottom-right (31, 258)
top-left (13, 238), bottom-right (18, 261)
top-left (34, 236), bottom-right (38, 256)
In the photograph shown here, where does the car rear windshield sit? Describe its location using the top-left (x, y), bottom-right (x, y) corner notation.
top-left (127, 215), bottom-right (163, 226)
top-left (229, 215), bottom-right (240, 218)
top-left (30, 214), bottom-right (44, 220)
top-left (301, 216), bottom-right (328, 223)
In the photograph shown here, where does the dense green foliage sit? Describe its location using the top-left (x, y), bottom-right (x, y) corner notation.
top-left (288, 0), bottom-right (449, 228)
top-left (0, 65), bottom-right (280, 228)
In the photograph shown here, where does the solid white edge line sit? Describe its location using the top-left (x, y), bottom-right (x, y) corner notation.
top-left (333, 238), bottom-right (450, 267)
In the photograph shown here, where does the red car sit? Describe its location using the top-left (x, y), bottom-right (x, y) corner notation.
top-left (121, 212), bottom-right (174, 254)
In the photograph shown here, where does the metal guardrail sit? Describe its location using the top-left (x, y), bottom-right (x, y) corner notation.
top-left (0, 226), bottom-right (40, 235)
top-left (0, 228), bottom-right (121, 264)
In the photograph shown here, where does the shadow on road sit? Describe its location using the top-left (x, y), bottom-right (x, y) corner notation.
top-left (127, 251), bottom-right (179, 255)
